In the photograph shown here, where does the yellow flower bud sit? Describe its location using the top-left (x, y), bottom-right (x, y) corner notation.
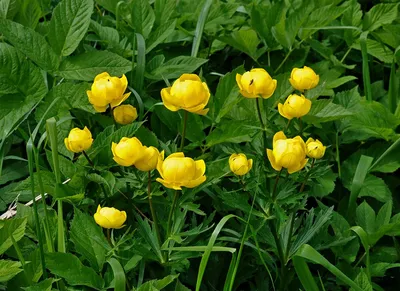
top-left (289, 66), bottom-right (319, 91)
top-left (94, 205), bottom-right (127, 229)
top-left (306, 138), bottom-right (326, 159)
top-left (266, 131), bottom-right (308, 174)
top-left (236, 68), bottom-right (277, 99)
top-left (113, 105), bottom-right (138, 125)
top-left (229, 153), bottom-right (253, 176)
top-left (278, 94), bottom-right (312, 120)
top-left (156, 152), bottom-right (206, 190)
top-left (64, 126), bottom-right (93, 153)
top-left (160, 74), bottom-right (210, 115)
top-left (87, 72), bottom-right (131, 112)
top-left (134, 146), bottom-right (160, 172)
top-left (111, 137), bottom-right (144, 167)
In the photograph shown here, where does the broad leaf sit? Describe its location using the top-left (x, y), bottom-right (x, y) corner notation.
top-left (0, 19), bottom-right (59, 71)
top-left (303, 99), bottom-right (353, 124)
top-left (206, 121), bottom-right (258, 147)
top-left (146, 19), bottom-right (176, 53)
top-left (356, 201), bottom-right (376, 235)
top-left (137, 274), bottom-right (179, 291)
top-left (57, 50), bottom-right (131, 81)
top-left (131, 0), bottom-right (155, 38)
top-left (145, 56), bottom-right (207, 80)
top-left (45, 252), bottom-right (104, 289)
top-left (0, 260), bottom-right (23, 282)
top-left (0, 218), bottom-right (27, 255)
top-left (219, 29), bottom-right (260, 60)
top-left (70, 208), bottom-right (110, 271)
top-left (48, 0), bottom-right (94, 56)
top-left (363, 3), bottom-right (399, 32)
top-left (352, 39), bottom-right (393, 63)
top-left (22, 278), bottom-right (55, 291)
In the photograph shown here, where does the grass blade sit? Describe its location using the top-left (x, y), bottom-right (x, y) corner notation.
top-left (360, 32), bottom-right (372, 102)
top-left (347, 155), bottom-right (373, 219)
top-left (164, 246), bottom-right (236, 253)
top-left (107, 257), bottom-right (126, 291)
top-left (196, 214), bottom-right (236, 291)
top-left (294, 244), bottom-right (363, 291)
top-left (388, 61), bottom-right (398, 113)
top-left (134, 33), bottom-right (146, 94)
top-left (292, 256), bottom-right (320, 291)
top-left (370, 137), bottom-right (400, 171)
top-left (191, 0), bottom-right (213, 58)
top-left (351, 226), bottom-right (370, 281)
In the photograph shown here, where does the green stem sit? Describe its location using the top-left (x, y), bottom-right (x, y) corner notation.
top-left (34, 148), bottom-right (54, 252)
top-left (271, 170), bottom-right (282, 202)
top-left (57, 200), bottom-right (65, 252)
top-left (284, 213), bottom-right (296, 264)
top-left (147, 172), bottom-right (162, 249)
top-left (107, 228), bottom-right (112, 246)
top-left (256, 98), bottom-right (268, 165)
top-left (360, 32), bottom-right (372, 102)
top-left (285, 119), bottom-right (291, 132)
top-left (340, 47), bottom-right (352, 63)
top-left (82, 150), bottom-right (94, 168)
top-left (275, 49), bottom-right (293, 73)
top-left (336, 131), bottom-right (342, 179)
top-left (180, 111), bottom-right (188, 152)
top-left (167, 191), bottom-right (180, 238)
top-left (11, 235), bottom-right (25, 267)
top-left (299, 158), bottom-right (315, 193)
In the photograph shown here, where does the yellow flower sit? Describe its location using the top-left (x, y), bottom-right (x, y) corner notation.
top-left (64, 126), bottom-right (93, 153)
top-left (156, 152), bottom-right (206, 190)
top-left (134, 146), bottom-right (160, 172)
top-left (113, 104), bottom-right (138, 125)
top-left (111, 137), bottom-right (144, 167)
top-left (229, 153), bottom-right (253, 176)
top-left (278, 94), bottom-right (312, 120)
top-left (236, 68), bottom-right (277, 99)
top-left (160, 74), bottom-right (210, 115)
top-left (289, 66), bottom-right (319, 91)
top-left (306, 138), bottom-right (326, 159)
top-left (87, 72), bottom-right (131, 112)
top-left (266, 131), bottom-right (308, 174)
top-left (94, 205), bottom-right (127, 229)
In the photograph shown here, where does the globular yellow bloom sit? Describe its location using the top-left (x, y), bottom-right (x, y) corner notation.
top-left (306, 138), bottom-right (326, 159)
top-left (229, 153), bottom-right (253, 176)
top-left (113, 104), bottom-right (138, 125)
top-left (87, 72), bottom-right (131, 112)
top-left (135, 146), bottom-right (160, 172)
top-left (160, 74), bottom-right (210, 115)
top-left (156, 152), bottom-right (206, 190)
top-left (267, 131), bottom-right (308, 174)
top-left (94, 205), bottom-right (127, 229)
top-left (236, 68), bottom-right (277, 99)
top-left (64, 126), bottom-right (93, 153)
top-left (111, 137), bottom-right (144, 167)
top-left (289, 66), bottom-right (319, 91)
top-left (278, 94), bottom-right (312, 120)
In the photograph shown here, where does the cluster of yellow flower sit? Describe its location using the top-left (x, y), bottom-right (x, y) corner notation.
top-left (63, 66), bottom-right (326, 228)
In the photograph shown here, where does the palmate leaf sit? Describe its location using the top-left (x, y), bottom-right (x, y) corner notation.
top-left (131, 0), bottom-right (155, 38)
top-left (0, 18), bottom-right (59, 71)
top-left (47, 0), bottom-right (94, 57)
top-left (70, 208), bottom-right (110, 271)
top-left (363, 3), bottom-right (399, 32)
top-left (45, 252), bottom-right (104, 289)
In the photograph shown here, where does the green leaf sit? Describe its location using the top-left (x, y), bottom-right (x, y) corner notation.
top-left (131, 0), bottom-right (155, 38)
top-left (376, 200), bottom-right (392, 228)
top-left (357, 175), bottom-right (392, 202)
top-left (146, 19), bottom-right (176, 53)
top-left (250, 2), bottom-right (285, 49)
top-left (219, 29), bottom-right (260, 60)
top-left (48, 0), bottom-right (94, 56)
top-left (145, 56), bottom-right (207, 80)
top-left (0, 43), bottom-right (47, 142)
top-left (154, 0), bottom-right (176, 27)
top-left (370, 263), bottom-right (400, 277)
top-left (107, 258), bottom-right (126, 291)
top-left (342, 0), bottom-right (362, 45)
top-left (70, 208), bottom-right (110, 271)
top-left (350, 269), bottom-right (372, 291)
top-left (45, 252), bottom-right (104, 289)
top-left (0, 218), bottom-right (27, 255)
top-left (363, 3), bottom-right (399, 32)
top-left (22, 278), bottom-right (55, 291)
top-left (356, 201), bottom-right (376, 235)
top-left (206, 121), bottom-right (258, 147)
top-left (309, 168), bottom-right (337, 197)
top-left (303, 99), bottom-right (353, 124)
top-left (326, 76), bottom-right (357, 89)
top-left (292, 256), bottom-right (320, 291)
top-left (352, 39), bottom-right (393, 63)
top-left (90, 20), bottom-right (120, 50)
top-left (137, 275), bottom-right (179, 291)
top-left (57, 50), bottom-right (131, 81)
top-left (0, 19), bottom-right (59, 71)
top-left (212, 66), bottom-right (245, 123)
top-left (0, 260), bottom-right (23, 282)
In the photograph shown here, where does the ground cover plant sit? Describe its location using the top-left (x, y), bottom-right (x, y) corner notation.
top-left (1, 0), bottom-right (400, 290)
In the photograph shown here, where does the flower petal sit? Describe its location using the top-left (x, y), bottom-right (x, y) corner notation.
top-left (156, 178), bottom-right (182, 190)
top-left (193, 160), bottom-right (206, 179)
top-left (278, 103), bottom-right (292, 120)
top-left (267, 149), bottom-right (282, 171)
top-left (94, 72), bottom-right (110, 82)
top-left (110, 92), bottom-right (131, 108)
top-left (184, 175), bottom-right (206, 188)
